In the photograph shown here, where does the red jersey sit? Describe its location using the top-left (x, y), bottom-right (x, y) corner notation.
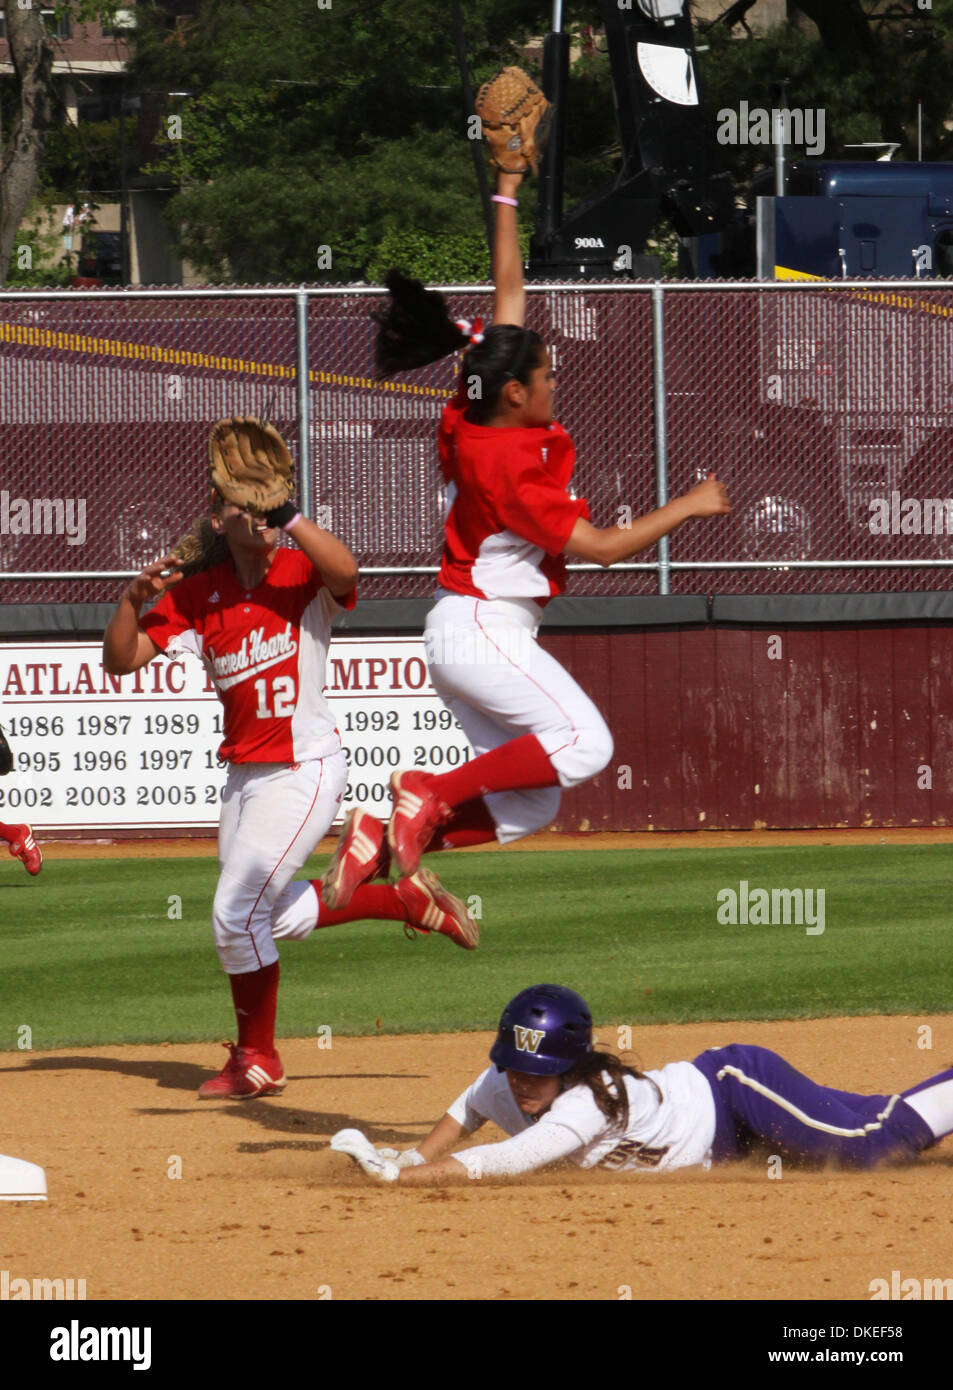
top-left (140, 549), bottom-right (355, 764)
top-left (436, 387), bottom-right (590, 604)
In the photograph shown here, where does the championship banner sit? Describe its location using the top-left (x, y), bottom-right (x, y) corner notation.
top-left (0, 638), bottom-right (472, 833)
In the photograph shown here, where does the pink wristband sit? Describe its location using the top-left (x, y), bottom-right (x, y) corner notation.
top-left (492, 195), bottom-right (519, 207)
top-left (282, 512), bottom-right (303, 532)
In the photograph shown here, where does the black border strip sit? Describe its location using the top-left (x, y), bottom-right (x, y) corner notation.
top-left (711, 592), bottom-right (953, 624)
top-left (0, 592), bottom-right (951, 637)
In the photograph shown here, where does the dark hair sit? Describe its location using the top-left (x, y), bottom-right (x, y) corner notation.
top-left (560, 1048), bottom-right (663, 1133)
top-left (170, 494), bottom-right (228, 577)
top-left (372, 270), bottom-right (544, 424)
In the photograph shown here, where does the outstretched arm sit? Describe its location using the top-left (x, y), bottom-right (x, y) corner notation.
top-left (398, 1119), bottom-right (583, 1185)
top-left (397, 1156), bottom-right (471, 1186)
top-left (416, 1112), bottom-right (469, 1161)
top-left (564, 476), bottom-right (731, 568)
top-left (492, 170), bottom-right (525, 327)
top-left (374, 1112), bottom-right (469, 1177)
top-left (386, 1113), bottom-right (473, 1186)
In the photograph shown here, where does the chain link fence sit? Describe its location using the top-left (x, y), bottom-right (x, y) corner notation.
top-left (669, 285), bottom-right (953, 594)
top-left (0, 292), bottom-right (297, 604)
top-left (2, 282), bottom-right (952, 606)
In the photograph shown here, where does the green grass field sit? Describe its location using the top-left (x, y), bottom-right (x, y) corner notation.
top-left (0, 844), bottom-right (948, 1049)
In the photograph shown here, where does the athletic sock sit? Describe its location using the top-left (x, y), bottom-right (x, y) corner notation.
top-left (901, 1067), bottom-right (953, 1140)
top-left (425, 796), bottom-right (498, 852)
top-left (0, 822), bottom-right (20, 843)
top-left (313, 881), bottom-right (405, 927)
top-left (427, 734), bottom-right (559, 809)
top-left (229, 961), bottom-right (280, 1054)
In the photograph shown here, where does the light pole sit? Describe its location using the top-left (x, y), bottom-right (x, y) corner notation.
top-left (118, 78), bottom-right (142, 284)
top-left (119, 72), bottom-right (128, 283)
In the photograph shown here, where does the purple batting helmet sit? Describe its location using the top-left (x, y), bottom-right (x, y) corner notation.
top-left (489, 984), bottom-right (593, 1076)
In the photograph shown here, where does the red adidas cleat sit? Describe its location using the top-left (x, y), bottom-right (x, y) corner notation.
top-left (387, 771), bottom-right (450, 878)
top-left (8, 825), bottom-right (42, 877)
top-left (197, 1043), bottom-right (286, 1099)
top-left (396, 867), bottom-right (479, 950)
top-left (322, 808), bottom-right (388, 909)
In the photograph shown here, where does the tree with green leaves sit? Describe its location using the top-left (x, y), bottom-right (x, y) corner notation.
top-left (0, 1), bottom-right (125, 287)
top-left (699, 0), bottom-right (953, 179)
top-left (0, 2), bottom-right (56, 286)
top-left (133, 0), bottom-right (558, 283)
top-left (8, 1), bottom-right (953, 286)
top-left (136, 0), bottom-right (953, 284)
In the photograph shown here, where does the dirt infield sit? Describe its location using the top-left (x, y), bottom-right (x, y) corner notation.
top-left (4, 1016), bottom-right (952, 1301)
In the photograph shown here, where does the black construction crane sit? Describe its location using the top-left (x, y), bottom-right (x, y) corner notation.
top-left (528, 0), bottom-right (734, 279)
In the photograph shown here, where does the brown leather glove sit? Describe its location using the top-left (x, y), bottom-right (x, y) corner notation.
top-left (475, 67), bottom-right (553, 175)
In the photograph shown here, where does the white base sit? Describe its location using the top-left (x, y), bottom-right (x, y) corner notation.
top-left (0, 1154), bottom-right (47, 1201)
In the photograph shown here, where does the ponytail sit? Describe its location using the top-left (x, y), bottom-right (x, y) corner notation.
top-left (170, 509), bottom-right (229, 578)
top-left (373, 270), bottom-right (470, 375)
top-left (372, 269), bottom-right (544, 424)
top-left (560, 1048), bottom-right (663, 1133)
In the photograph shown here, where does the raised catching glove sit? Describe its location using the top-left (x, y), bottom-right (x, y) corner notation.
top-left (330, 1129), bottom-right (400, 1183)
top-left (475, 66), bottom-right (553, 175)
top-left (0, 727), bottom-right (13, 777)
top-left (208, 417), bottom-right (295, 523)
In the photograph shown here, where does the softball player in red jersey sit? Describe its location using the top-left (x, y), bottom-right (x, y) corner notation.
top-left (323, 167), bottom-right (731, 906)
top-left (103, 497), bottom-right (477, 1101)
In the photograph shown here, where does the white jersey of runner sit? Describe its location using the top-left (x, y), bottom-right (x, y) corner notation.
top-left (446, 1063), bottom-right (717, 1177)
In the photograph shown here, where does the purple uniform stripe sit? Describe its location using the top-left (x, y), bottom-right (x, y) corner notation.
top-left (692, 1044), bottom-right (937, 1168)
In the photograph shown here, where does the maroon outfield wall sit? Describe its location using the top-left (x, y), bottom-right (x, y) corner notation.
top-left (542, 625), bottom-right (953, 832)
top-left (0, 614), bottom-right (948, 836)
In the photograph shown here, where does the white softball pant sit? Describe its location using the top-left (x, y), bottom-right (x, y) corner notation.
top-left (213, 751), bottom-right (348, 974)
top-left (424, 593), bottom-right (613, 843)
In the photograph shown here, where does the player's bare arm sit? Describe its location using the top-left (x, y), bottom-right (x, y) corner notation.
top-left (374, 1112), bottom-right (470, 1184)
top-left (565, 476), bottom-right (731, 569)
top-left (414, 1111), bottom-right (469, 1162)
top-left (396, 1155), bottom-right (471, 1186)
top-left (283, 515), bottom-right (359, 597)
top-left (102, 555), bottom-right (179, 674)
top-left (492, 170), bottom-right (526, 328)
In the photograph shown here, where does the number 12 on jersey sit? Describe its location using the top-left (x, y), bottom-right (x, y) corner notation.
top-left (254, 676), bottom-right (296, 719)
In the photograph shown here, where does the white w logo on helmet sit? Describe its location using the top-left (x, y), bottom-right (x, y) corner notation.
top-left (513, 1026), bottom-right (545, 1054)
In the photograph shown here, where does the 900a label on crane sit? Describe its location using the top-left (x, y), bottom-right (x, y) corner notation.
top-left (0, 638), bottom-right (472, 832)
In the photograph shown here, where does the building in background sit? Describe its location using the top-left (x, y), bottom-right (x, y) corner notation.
top-left (0, 1), bottom-right (195, 285)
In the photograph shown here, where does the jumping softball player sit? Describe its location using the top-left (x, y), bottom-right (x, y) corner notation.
top-left (322, 166), bottom-right (731, 908)
top-left (102, 424), bottom-right (477, 1101)
top-left (332, 983), bottom-right (953, 1183)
